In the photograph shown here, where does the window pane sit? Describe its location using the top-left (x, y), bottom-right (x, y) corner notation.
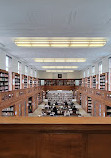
top-left (6, 55), bottom-right (12, 71)
top-left (25, 66), bottom-right (28, 75)
top-left (92, 66), bottom-right (95, 76)
top-left (18, 61), bottom-right (21, 74)
top-left (31, 68), bottom-right (33, 76)
top-left (87, 68), bottom-right (89, 77)
top-left (34, 70), bottom-right (37, 78)
top-left (99, 62), bottom-right (102, 74)
top-left (84, 71), bottom-right (85, 78)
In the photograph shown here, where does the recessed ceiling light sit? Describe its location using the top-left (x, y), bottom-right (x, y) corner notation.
top-left (34, 58), bottom-right (86, 62)
top-left (14, 37), bottom-right (107, 48)
top-left (46, 70), bottom-right (74, 72)
top-left (42, 66), bottom-right (78, 69)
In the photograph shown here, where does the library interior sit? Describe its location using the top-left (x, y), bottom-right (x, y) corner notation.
top-left (0, 0), bottom-right (111, 158)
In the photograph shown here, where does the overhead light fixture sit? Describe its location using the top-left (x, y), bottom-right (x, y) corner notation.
top-left (14, 37), bottom-right (107, 48)
top-left (42, 66), bottom-right (78, 69)
top-left (34, 58), bottom-right (86, 62)
top-left (46, 70), bottom-right (74, 72)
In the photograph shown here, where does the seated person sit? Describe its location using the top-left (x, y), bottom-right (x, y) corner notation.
top-left (53, 106), bottom-right (57, 115)
top-left (64, 110), bottom-right (70, 116)
top-left (64, 101), bottom-right (68, 105)
top-left (72, 107), bottom-right (77, 114)
top-left (45, 104), bottom-right (49, 109)
top-left (55, 101), bottom-right (58, 105)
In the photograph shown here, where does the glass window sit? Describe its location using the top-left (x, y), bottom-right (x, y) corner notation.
top-left (87, 68), bottom-right (89, 77)
top-left (30, 68), bottom-right (33, 76)
top-left (99, 62), bottom-right (102, 74)
top-left (92, 66), bottom-right (95, 76)
top-left (84, 71), bottom-right (85, 78)
top-left (6, 55), bottom-right (12, 71)
top-left (18, 61), bottom-right (21, 74)
top-left (34, 70), bottom-right (37, 78)
top-left (25, 66), bottom-right (28, 76)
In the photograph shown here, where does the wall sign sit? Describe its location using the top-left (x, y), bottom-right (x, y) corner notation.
top-left (58, 74), bottom-right (62, 78)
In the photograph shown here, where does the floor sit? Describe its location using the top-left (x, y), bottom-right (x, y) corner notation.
top-left (29, 99), bottom-right (91, 117)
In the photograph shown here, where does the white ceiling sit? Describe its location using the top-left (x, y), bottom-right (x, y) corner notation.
top-left (0, 0), bottom-right (111, 70)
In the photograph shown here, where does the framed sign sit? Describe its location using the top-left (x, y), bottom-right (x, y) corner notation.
top-left (58, 74), bottom-right (62, 78)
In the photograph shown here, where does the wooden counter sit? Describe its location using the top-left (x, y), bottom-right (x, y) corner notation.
top-left (0, 117), bottom-right (111, 158)
top-left (0, 116), bottom-right (111, 124)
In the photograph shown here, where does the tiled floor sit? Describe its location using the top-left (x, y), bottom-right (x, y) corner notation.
top-left (29, 99), bottom-right (91, 117)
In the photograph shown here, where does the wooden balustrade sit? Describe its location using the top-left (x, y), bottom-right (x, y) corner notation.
top-left (1, 84), bottom-right (111, 116)
top-left (0, 86), bottom-right (44, 110)
top-left (44, 85), bottom-right (75, 91)
top-left (75, 86), bottom-right (111, 109)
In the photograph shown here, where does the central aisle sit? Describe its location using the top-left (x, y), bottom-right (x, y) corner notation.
top-left (29, 100), bottom-right (91, 117)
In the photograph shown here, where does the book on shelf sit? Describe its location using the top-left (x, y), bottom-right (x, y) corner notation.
top-left (46, 91), bottom-right (73, 105)
top-left (2, 105), bottom-right (14, 116)
top-left (87, 97), bottom-right (92, 114)
top-left (0, 70), bottom-right (9, 92)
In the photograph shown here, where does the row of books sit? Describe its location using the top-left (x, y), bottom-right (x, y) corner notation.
top-left (47, 91), bottom-right (73, 105)
top-left (2, 106), bottom-right (14, 116)
top-left (87, 97), bottom-right (92, 114)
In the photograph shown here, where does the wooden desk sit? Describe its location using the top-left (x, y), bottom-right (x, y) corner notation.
top-left (0, 117), bottom-right (111, 158)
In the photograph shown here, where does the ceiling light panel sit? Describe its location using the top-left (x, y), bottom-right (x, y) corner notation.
top-left (42, 66), bottom-right (78, 69)
top-left (46, 70), bottom-right (74, 72)
top-left (15, 37), bottom-right (107, 48)
top-left (34, 58), bottom-right (86, 62)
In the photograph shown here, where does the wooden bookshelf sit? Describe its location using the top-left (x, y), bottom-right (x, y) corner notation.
top-left (87, 96), bottom-right (92, 114)
top-left (92, 75), bottom-right (96, 89)
top-left (0, 69), bottom-right (9, 92)
top-left (100, 73), bottom-right (105, 90)
top-left (2, 105), bottom-right (15, 116)
top-left (47, 90), bottom-right (73, 105)
top-left (28, 76), bottom-right (33, 88)
top-left (30, 77), bottom-right (32, 88)
top-left (87, 77), bottom-right (90, 88)
top-left (42, 79), bottom-right (76, 86)
top-left (24, 75), bottom-right (28, 89)
top-left (106, 105), bottom-right (111, 117)
top-left (12, 72), bottom-right (20, 90)
top-left (22, 75), bottom-right (28, 89)
top-left (33, 78), bottom-right (37, 87)
top-left (28, 97), bottom-right (32, 113)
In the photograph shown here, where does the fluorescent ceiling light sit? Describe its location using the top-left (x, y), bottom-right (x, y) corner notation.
top-left (46, 70), bottom-right (74, 72)
top-left (42, 66), bottom-right (78, 69)
top-left (34, 58), bottom-right (86, 62)
top-left (51, 44), bottom-right (69, 47)
top-left (14, 37), bottom-right (107, 48)
top-left (16, 44), bottom-right (50, 47)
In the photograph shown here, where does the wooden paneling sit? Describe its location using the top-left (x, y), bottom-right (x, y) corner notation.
top-left (88, 134), bottom-right (111, 158)
top-left (37, 133), bottom-right (84, 158)
top-left (0, 133), bottom-right (36, 158)
top-left (0, 122), bottom-right (111, 158)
